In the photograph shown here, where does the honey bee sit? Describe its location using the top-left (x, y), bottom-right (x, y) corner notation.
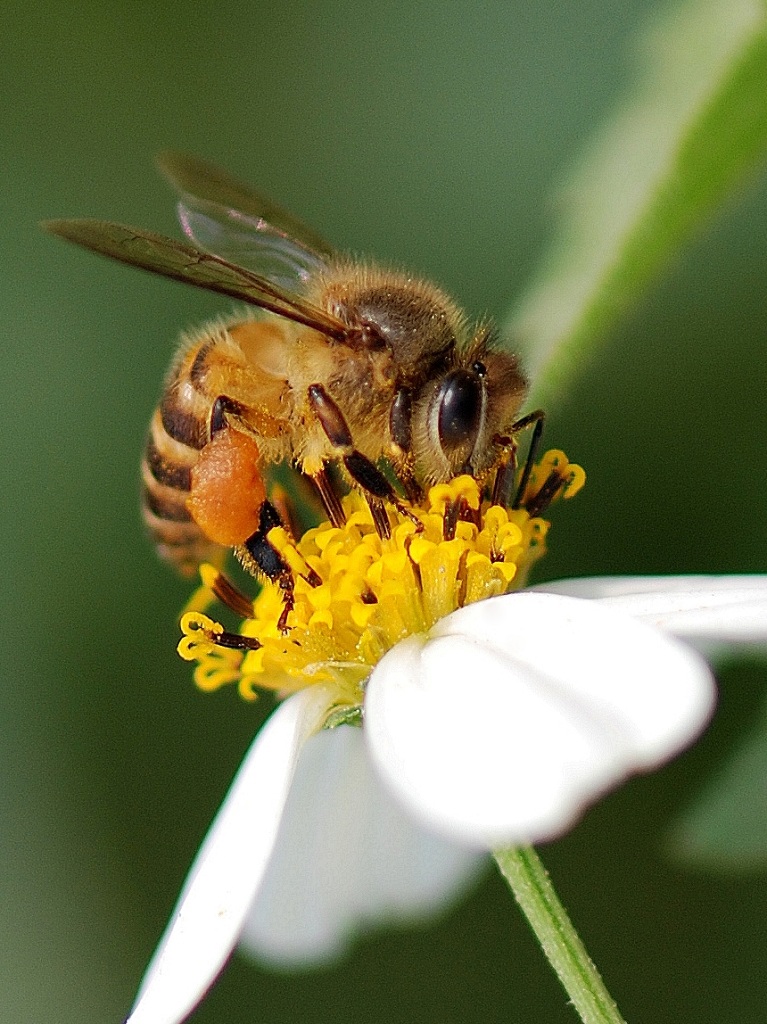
top-left (44, 153), bottom-right (542, 598)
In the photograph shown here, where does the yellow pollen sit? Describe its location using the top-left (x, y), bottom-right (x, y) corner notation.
top-left (177, 452), bottom-right (584, 710)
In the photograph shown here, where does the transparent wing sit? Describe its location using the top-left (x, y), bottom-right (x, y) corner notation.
top-left (42, 219), bottom-right (348, 340)
top-left (175, 200), bottom-right (329, 292)
top-left (157, 151), bottom-right (334, 291)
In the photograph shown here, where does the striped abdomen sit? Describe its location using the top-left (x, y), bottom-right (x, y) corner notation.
top-left (141, 337), bottom-right (221, 576)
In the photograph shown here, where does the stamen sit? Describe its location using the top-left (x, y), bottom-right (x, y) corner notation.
top-left (177, 450), bottom-right (585, 703)
top-left (405, 534), bottom-right (424, 593)
top-left (443, 498), bottom-right (461, 541)
top-left (456, 547), bottom-right (470, 607)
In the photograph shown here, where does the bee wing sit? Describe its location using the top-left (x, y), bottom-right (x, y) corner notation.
top-left (42, 219), bottom-right (348, 339)
top-left (174, 199), bottom-right (329, 293)
top-left (157, 151), bottom-right (334, 291)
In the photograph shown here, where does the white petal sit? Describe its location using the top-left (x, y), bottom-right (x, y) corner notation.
top-left (536, 575), bottom-right (767, 643)
top-left (364, 592), bottom-right (716, 847)
top-left (240, 725), bottom-right (484, 967)
top-left (126, 685), bottom-right (334, 1024)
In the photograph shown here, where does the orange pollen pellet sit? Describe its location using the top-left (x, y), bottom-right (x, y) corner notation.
top-left (187, 428), bottom-right (266, 546)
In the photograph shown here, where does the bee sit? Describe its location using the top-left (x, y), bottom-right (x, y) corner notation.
top-left (44, 153), bottom-right (542, 599)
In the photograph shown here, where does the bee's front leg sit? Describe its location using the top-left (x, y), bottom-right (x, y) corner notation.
top-left (388, 386), bottom-right (423, 504)
top-left (307, 384), bottom-right (421, 538)
top-left (508, 408), bottom-right (545, 509)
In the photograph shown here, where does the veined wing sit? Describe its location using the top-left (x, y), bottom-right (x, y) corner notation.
top-left (157, 151), bottom-right (333, 290)
top-left (43, 219), bottom-right (348, 340)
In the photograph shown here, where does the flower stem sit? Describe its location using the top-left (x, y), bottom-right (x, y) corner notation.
top-left (493, 846), bottom-right (628, 1024)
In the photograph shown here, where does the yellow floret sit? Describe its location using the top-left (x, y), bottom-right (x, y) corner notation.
top-left (178, 452), bottom-right (584, 710)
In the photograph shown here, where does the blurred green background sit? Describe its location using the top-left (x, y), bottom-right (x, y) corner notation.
top-left (3, 1), bottom-right (767, 1022)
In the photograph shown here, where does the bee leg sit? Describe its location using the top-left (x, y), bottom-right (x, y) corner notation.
top-left (268, 482), bottom-right (300, 541)
top-left (395, 465), bottom-right (423, 505)
top-left (307, 384), bottom-right (422, 538)
top-left (491, 440), bottom-right (517, 508)
top-left (510, 409), bottom-right (546, 510)
top-left (389, 386), bottom-right (423, 503)
top-left (202, 567), bottom-right (256, 619)
top-left (366, 496), bottom-right (391, 539)
top-left (241, 500), bottom-right (295, 632)
top-left (310, 465), bottom-right (347, 528)
top-left (524, 467), bottom-right (567, 517)
top-left (209, 394), bottom-right (246, 437)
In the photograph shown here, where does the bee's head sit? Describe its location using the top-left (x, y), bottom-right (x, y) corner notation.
top-left (410, 329), bottom-right (528, 483)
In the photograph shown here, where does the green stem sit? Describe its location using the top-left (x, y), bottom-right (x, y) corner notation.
top-left (493, 846), bottom-right (628, 1024)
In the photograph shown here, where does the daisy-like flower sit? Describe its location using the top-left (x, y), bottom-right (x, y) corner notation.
top-left (125, 453), bottom-right (767, 1024)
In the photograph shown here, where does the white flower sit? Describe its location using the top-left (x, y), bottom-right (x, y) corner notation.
top-left (125, 574), bottom-right (767, 1024)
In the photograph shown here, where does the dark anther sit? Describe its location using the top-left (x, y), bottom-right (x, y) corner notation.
top-left (443, 498), bottom-right (460, 541)
top-left (443, 495), bottom-right (475, 541)
top-left (456, 548), bottom-right (470, 608)
top-left (404, 534), bottom-right (423, 592)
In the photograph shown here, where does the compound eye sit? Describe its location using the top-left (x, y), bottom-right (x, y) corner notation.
top-left (436, 369), bottom-right (484, 453)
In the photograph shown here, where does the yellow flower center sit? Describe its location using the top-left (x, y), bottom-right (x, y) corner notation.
top-left (177, 450), bottom-right (584, 709)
